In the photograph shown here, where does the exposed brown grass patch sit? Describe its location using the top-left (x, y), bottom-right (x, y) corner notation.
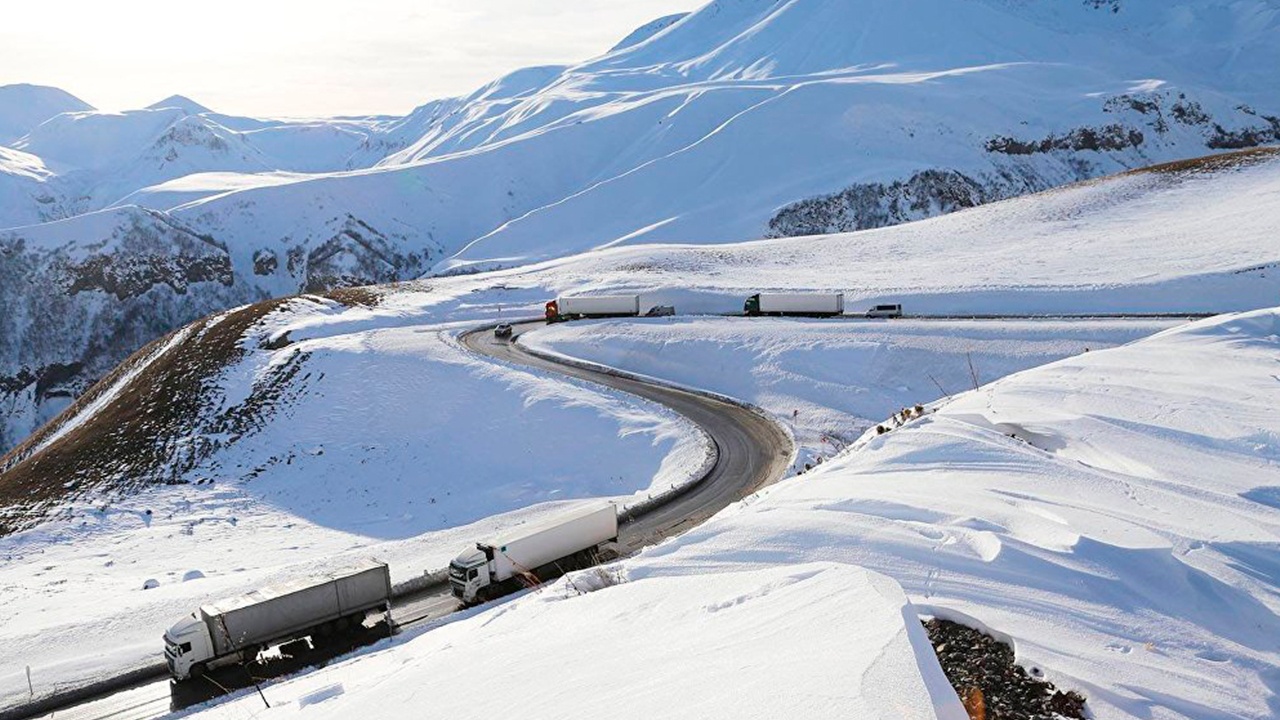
top-left (320, 285), bottom-right (384, 308)
top-left (1126, 146), bottom-right (1280, 177)
top-left (0, 299), bottom-right (289, 534)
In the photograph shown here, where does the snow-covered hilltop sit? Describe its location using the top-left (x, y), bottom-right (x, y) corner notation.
top-left (2, 0), bottom-right (1279, 451)
top-left (0, 84), bottom-right (93, 145)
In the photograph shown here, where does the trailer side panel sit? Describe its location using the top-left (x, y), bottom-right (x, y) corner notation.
top-left (203, 562), bottom-right (390, 656)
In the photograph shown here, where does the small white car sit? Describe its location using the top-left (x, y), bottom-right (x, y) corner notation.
top-left (494, 323), bottom-right (514, 338)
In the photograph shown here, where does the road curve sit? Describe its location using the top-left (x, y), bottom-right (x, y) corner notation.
top-left (14, 320), bottom-right (792, 720)
top-left (463, 321), bottom-right (792, 552)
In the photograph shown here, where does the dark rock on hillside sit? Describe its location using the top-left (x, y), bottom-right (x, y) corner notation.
top-left (985, 125), bottom-right (1145, 155)
top-left (0, 206), bottom-right (436, 454)
top-left (768, 169), bottom-right (992, 238)
top-left (768, 90), bottom-right (1280, 238)
top-left (302, 215), bottom-right (429, 293)
top-left (924, 618), bottom-right (1088, 720)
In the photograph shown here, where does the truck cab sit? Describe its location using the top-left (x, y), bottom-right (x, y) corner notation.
top-left (164, 613), bottom-right (215, 680)
top-left (448, 547), bottom-right (492, 604)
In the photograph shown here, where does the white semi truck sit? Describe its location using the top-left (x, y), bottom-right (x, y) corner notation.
top-left (546, 295), bottom-right (641, 321)
top-left (449, 503), bottom-right (618, 605)
top-left (163, 560), bottom-right (392, 681)
top-left (744, 293), bottom-right (844, 317)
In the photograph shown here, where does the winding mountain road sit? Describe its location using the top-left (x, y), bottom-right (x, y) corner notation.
top-left (11, 320), bottom-right (792, 720)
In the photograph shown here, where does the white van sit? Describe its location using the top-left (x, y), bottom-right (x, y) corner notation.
top-left (865, 304), bottom-right (903, 318)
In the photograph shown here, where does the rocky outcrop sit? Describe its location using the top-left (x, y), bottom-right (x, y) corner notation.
top-left (768, 170), bottom-right (993, 238)
top-left (0, 206), bottom-right (436, 453)
top-left (767, 90), bottom-right (1279, 238)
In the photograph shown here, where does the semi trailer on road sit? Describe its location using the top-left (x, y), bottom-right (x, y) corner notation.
top-left (546, 295), bottom-right (641, 321)
top-left (163, 560), bottom-right (392, 681)
top-left (744, 293), bottom-right (844, 317)
top-left (449, 503), bottom-right (619, 605)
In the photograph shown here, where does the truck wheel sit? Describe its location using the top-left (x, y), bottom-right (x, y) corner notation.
top-left (190, 663), bottom-right (207, 679)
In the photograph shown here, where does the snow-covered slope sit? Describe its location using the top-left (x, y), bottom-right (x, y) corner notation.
top-left (174, 0), bottom-right (1280, 276)
top-left (2, 127), bottom-right (1279, 720)
top-left (3, 142), bottom-right (1279, 714)
top-left (3, 145), bottom-right (1278, 454)
top-left (0, 83), bottom-right (93, 145)
top-left (3, 0), bottom-right (1279, 455)
top-left (522, 317), bottom-right (1181, 467)
top-left (0, 196), bottom-right (443, 451)
top-left (0, 146), bottom-right (60, 229)
top-left (0, 297), bottom-right (706, 707)
top-left (190, 563), bottom-right (968, 720)
top-left (529, 307), bottom-right (1280, 720)
top-left (77, 304), bottom-right (1280, 720)
top-left (145, 304), bottom-right (1280, 720)
top-left (4, 107), bottom-right (389, 223)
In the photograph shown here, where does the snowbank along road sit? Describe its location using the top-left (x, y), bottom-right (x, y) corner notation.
top-left (9, 320), bottom-right (792, 720)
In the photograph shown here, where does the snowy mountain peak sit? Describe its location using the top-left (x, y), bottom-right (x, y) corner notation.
top-left (0, 83), bottom-right (95, 146)
top-left (610, 12), bottom-right (691, 51)
top-left (145, 94), bottom-right (213, 115)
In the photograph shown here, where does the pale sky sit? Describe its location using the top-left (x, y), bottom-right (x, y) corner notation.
top-left (1, 1), bottom-right (695, 118)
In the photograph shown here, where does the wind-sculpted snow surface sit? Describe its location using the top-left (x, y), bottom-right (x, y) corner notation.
top-left (155, 308), bottom-right (1280, 720)
top-left (603, 308), bottom-right (1280, 719)
top-left (184, 563), bottom-right (967, 720)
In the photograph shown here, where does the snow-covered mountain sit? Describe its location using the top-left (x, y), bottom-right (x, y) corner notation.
top-left (3, 146), bottom-right (1279, 718)
top-left (2, 0), bottom-right (1279, 451)
top-left (0, 84), bottom-right (93, 145)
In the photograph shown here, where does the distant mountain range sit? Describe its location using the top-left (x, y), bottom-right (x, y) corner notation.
top-left (2, 0), bottom-right (1278, 450)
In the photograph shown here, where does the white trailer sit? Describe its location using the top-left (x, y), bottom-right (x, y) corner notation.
top-left (163, 560), bottom-right (391, 681)
top-left (547, 295), bottom-right (641, 321)
top-left (744, 293), bottom-right (844, 317)
top-left (449, 503), bottom-right (618, 604)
